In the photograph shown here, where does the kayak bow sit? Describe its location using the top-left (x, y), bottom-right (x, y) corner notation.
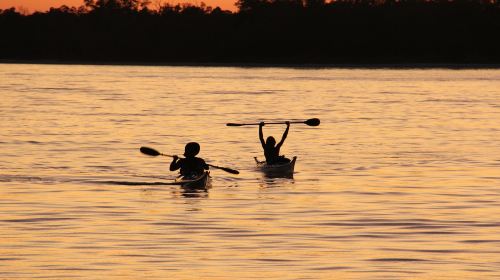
top-left (175, 171), bottom-right (211, 189)
top-left (254, 156), bottom-right (297, 177)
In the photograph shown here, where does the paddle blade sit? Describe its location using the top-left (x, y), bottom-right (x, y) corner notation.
top-left (209, 164), bottom-right (240, 174)
top-left (305, 118), bottom-right (320, 126)
top-left (218, 167), bottom-right (240, 174)
top-left (226, 123), bottom-right (243, 126)
top-left (140, 146), bottom-right (161, 156)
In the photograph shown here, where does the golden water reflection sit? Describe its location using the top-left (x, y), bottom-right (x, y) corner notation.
top-left (0, 64), bottom-right (499, 279)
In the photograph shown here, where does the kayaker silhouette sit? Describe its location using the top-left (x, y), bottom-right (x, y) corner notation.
top-left (259, 121), bottom-right (291, 164)
top-left (170, 142), bottom-right (209, 177)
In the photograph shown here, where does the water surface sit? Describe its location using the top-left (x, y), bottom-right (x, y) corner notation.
top-left (1, 64), bottom-right (500, 279)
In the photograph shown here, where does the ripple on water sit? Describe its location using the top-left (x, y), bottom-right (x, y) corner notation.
top-left (1, 65), bottom-right (500, 279)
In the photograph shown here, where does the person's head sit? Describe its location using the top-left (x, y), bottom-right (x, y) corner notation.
top-left (184, 142), bottom-right (200, 157)
top-left (265, 136), bottom-right (276, 147)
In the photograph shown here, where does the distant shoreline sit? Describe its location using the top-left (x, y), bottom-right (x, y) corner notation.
top-left (3, 2), bottom-right (499, 69)
top-left (2, 59), bottom-right (500, 69)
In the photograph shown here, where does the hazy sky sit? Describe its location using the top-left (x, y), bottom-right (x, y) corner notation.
top-left (0, 0), bottom-right (236, 12)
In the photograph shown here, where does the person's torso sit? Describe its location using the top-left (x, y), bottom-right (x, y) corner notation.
top-left (179, 157), bottom-right (206, 176)
top-left (264, 147), bottom-right (280, 163)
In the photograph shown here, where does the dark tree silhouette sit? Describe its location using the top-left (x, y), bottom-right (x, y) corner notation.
top-left (83, 0), bottom-right (150, 11)
top-left (0, 0), bottom-right (499, 64)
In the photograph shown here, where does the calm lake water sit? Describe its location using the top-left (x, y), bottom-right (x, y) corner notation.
top-left (1, 64), bottom-right (500, 279)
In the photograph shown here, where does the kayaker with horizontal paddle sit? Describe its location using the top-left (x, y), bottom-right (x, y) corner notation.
top-left (140, 146), bottom-right (239, 175)
top-left (170, 142), bottom-right (209, 177)
top-left (259, 121), bottom-right (291, 164)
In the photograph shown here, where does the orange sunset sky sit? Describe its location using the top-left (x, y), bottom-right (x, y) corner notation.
top-left (0, 0), bottom-right (237, 12)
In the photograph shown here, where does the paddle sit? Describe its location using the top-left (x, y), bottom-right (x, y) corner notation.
top-left (226, 118), bottom-right (320, 127)
top-left (140, 146), bottom-right (239, 175)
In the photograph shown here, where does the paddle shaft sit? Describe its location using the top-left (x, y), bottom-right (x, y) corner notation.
top-left (165, 154), bottom-right (238, 174)
top-left (227, 118), bottom-right (319, 127)
top-left (160, 154), bottom-right (234, 173)
top-left (227, 121), bottom-right (304, 126)
top-left (140, 147), bottom-right (239, 174)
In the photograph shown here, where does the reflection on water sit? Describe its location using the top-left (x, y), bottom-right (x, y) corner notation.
top-left (177, 187), bottom-right (210, 199)
top-left (1, 64), bottom-right (500, 279)
top-left (259, 178), bottom-right (295, 190)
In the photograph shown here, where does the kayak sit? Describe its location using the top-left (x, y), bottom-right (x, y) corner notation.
top-left (175, 171), bottom-right (211, 188)
top-left (254, 156), bottom-right (297, 177)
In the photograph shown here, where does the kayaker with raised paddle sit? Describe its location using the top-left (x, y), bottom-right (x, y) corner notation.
top-left (259, 121), bottom-right (291, 164)
top-left (170, 142), bottom-right (209, 177)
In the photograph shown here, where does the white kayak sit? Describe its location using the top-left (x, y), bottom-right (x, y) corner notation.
top-left (175, 171), bottom-right (211, 188)
top-left (254, 156), bottom-right (297, 177)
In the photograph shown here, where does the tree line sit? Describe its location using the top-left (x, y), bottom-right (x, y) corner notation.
top-left (1, 0), bottom-right (499, 64)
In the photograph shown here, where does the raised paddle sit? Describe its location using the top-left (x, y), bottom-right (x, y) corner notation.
top-left (226, 118), bottom-right (320, 127)
top-left (140, 146), bottom-right (240, 175)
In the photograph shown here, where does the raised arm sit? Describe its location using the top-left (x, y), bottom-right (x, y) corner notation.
top-left (259, 122), bottom-right (266, 148)
top-left (276, 121), bottom-right (290, 149)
